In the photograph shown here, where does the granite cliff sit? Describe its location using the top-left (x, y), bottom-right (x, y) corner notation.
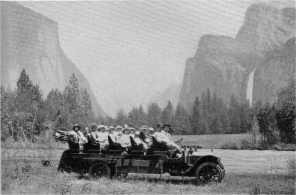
top-left (179, 3), bottom-right (295, 110)
top-left (1, 2), bottom-right (106, 117)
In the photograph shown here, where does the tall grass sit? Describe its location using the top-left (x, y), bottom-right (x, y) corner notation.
top-left (1, 136), bottom-right (68, 150)
top-left (287, 156), bottom-right (296, 176)
top-left (2, 158), bottom-right (295, 194)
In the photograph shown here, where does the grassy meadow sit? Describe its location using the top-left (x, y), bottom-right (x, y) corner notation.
top-left (2, 158), bottom-right (295, 194)
top-left (172, 133), bottom-right (253, 148)
top-left (2, 133), bottom-right (296, 194)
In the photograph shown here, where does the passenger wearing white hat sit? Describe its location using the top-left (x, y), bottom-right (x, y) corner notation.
top-left (92, 125), bottom-right (108, 149)
top-left (119, 127), bottom-right (131, 147)
top-left (148, 127), bottom-right (154, 134)
top-left (114, 126), bottom-right (123, 140)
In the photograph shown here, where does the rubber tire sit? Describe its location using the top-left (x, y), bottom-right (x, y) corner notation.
top-left (89, 161), bottom-right (112, 179)
top-left (195, 162), bottom-right (223, 185)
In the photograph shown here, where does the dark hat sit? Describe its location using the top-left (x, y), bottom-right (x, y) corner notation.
top-left (163, 124), bottom-right (171, 128)
top-left (156, 123), bottom-right (163, 128)
top-left (122, 128), bottom-right (130, 134)
top-left (72, 124), bottom-right (81, 130)
top-left (90, 123), bottom-right (98, 129)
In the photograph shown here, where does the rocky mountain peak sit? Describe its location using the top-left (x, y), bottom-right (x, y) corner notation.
top-left (236, 3), bottom-right (296, 54)
top-left (179, 3), bottom-right (295, 110)
top-left (1, 2), bottom-right (106, 117)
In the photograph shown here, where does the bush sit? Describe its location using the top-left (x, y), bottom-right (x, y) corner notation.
top-left (287, 157), bottom-right (296, 176)
top-left (220, 142), bottom-right (239, 150)
top-left (240, 139), bottom-right (256, 150)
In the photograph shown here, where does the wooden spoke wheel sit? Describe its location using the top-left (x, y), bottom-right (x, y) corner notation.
top-left (89, 161), bottom-right (111, 179)
top-left (195, 162), bottom-right (223, 185)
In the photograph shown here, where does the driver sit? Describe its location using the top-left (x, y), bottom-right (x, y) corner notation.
top-left (153, 124), bottom-right (183, 156)
top-left (162, 124), bottom-right (172, 140)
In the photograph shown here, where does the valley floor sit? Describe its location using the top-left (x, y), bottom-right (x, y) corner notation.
top-left (2, 158), bottom-right (295, 194)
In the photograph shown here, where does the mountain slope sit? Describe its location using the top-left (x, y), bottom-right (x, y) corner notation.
top-left (148, 82), bottom-right (182, 109)
top-left (179, 3), bottom-right (295, 109)
top-left (1, 2), bottom-right (106, 117)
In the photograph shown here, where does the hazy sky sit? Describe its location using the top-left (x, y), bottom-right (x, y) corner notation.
top-left (21, 0), bottom-right (294, 116)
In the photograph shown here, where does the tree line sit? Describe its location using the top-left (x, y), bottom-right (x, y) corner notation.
top-left (1, 69), bottom-right (95, 141)
top-left (255, 79), bottom-right (295, 145)
top-left (1, 69), bottom-right (295, 145)
top-left (107, 89), bottom-right (251, 135)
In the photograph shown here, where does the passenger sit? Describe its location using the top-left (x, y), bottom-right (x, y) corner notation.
top-left (134, 131), bottom-right (148, 150)
top-left (95, 125), bottom-right (108, 149)
top-left (85, 127), bottom-right (90, 134)
top-left (107, 126), bottom-right (117, 143)
top-left (117, 132), bottom-right (123, 143)
top-left (148, 127), bottom-right (155, 136)
top-left (89, 123), bottom-right (98, 139)
top-left (68, 124), bottom-right (88, 146)
top-left (155, 123), bottom-right (163, 133)
top-left (140, 126), bottom-right (152, 147)
top-left (129, 127), bottom-right (135, 138)
top-left (115, 126), bottom-right (123, 140)
top-left (119, 127), bottom-right (131, 147)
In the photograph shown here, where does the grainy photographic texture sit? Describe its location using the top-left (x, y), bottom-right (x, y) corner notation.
top-left (1, 1), bottom-right (295, 194)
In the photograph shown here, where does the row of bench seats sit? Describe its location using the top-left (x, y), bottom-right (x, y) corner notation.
top-left (68, 135), bottom-right (177, 157)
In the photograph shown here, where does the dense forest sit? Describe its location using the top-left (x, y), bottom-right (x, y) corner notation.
top-left (1, 69), bottom-right (295, 145)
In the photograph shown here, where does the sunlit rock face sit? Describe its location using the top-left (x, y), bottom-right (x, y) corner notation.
top-left (237, 4), bottom-right (296, 57)
top-left (179, 3), bottom-right (296, 110)
top-left (1, 2), bottom-right (106, 117)
top-left (253, 38), bottom-right (296, 105)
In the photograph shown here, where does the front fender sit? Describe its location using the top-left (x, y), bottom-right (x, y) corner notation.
top-left (187, 155), bottom-right (222, 176)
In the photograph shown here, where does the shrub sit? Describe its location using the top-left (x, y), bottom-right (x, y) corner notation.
top-left (220, 142), bottom-right (238, 150)
top-left (287, 157), bottom-right (296, 176)
top-left (240, 139), bottom-right (255, 150)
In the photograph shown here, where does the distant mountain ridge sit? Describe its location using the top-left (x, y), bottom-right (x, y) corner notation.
top-left (1, 2), bottom-right (106, 117)
top-left (179, 3), bottom-right (295, 110)
top-left (148, 82), bottom-right (182, 109)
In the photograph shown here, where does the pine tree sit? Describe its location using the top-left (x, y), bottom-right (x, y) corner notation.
top-left (148, 102), bottom-right (162, 128)
top-left (80, 88), bottom-right (94, 125)
top-left (13, 69), bottom-right (44, 141)
top-left (116, 109), bottom-right (128, 126)
top-left (191, 97), bottom-right (202, 134)
top-left (128, 107), bottom-right (139, 127)
top-left (275, 79), bottom-right (296, 143)
top-left (63, 74), bottom-right (83, 125)
top-left (175, 103), bottom-right (191, 135)
top-left (15, 69), bottom-right (34, 113)
top-left (229, 94), bottom-right (241, 134)
top-left (218, 98), bottom-right (230, 134)
top-left (138, 105), bottom-right (148, 126)
top-left (162, 101), bottom-right (174, 125)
